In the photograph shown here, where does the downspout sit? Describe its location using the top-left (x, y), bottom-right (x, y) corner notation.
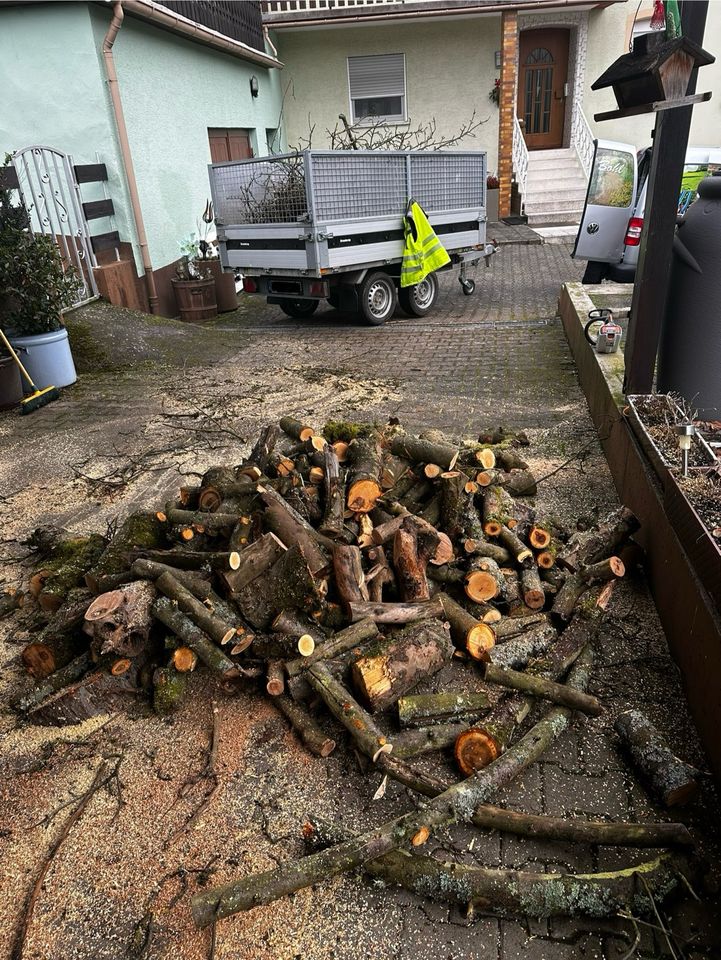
top-left (101, 1), bottom-right (160, 314)
top-left (263, 25), bottom-right (278, 60)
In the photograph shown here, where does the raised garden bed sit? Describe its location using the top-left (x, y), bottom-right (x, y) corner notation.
top-left (626, 394), bottom-right (721, 608)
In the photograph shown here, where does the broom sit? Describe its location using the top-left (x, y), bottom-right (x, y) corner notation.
top-left (0, 327), bottom-right (60, 414)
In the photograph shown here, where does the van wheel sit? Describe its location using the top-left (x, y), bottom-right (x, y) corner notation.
top-left (399, 274), bottom-right (439, 317)
top-left (278, 299), bottom-right (319, 319)
top-left (582, 261), bottom-right (608, 284)
top-left (358, 272), bottom-right (397, 326)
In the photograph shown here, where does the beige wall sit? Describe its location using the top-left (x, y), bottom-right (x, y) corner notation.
top-left (274, 15), bottom-right (502, 173)
top-left (584, 0), bottom-right (721, 151)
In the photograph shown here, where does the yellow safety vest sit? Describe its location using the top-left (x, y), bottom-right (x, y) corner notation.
top-left (401, 200), bottom-right (450, 288)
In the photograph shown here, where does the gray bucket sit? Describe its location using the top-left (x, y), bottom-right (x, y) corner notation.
top-left (9, 328), bottom-right (77, 390)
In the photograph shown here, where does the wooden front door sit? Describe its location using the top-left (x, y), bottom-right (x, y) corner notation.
top-left (517, 29), bottom-right (569, 150)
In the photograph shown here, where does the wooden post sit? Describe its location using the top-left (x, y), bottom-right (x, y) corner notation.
top-left (623, 0), bottom-right (709, 394)
top-left (497, 10), bottom-right (519, 220)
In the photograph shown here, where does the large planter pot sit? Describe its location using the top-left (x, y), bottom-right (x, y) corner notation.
top-left (203, 259), bottom-right (238, 312)
top-left (171, 277), bottom-right (218, 322)
top-left (486, 188), bottom-right (499, 223)
top-left (9, 328), bottom-right (77, 391)
top-left (0, 355), bottom-right (23, 409)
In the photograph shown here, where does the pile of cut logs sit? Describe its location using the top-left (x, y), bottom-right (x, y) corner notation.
top-left (7, 417), bottom-right (704, 925)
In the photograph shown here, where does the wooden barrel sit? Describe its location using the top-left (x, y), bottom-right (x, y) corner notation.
top-left (171, 277), bottom-right (218, 322)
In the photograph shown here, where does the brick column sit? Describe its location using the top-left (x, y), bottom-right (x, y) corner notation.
top-left (497, 9), bottom-right (519, 219)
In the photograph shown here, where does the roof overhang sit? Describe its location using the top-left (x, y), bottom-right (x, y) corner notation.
top-left (263, 0), bottom-right (622, 31)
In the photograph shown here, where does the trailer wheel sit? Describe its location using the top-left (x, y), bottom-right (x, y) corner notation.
top-left (277, 299), bottom-right (319, 319)
top-left (358, 272), bottom-right (397, 326)
top-left (399, 274), bottom-right (439, 317)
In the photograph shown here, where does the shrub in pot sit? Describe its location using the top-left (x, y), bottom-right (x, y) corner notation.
top-left (171, 233), bottom-right (218, 322)
top-left (0, 165), bottom-right (79, 389)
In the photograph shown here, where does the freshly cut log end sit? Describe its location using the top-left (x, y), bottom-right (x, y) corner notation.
top-left (411, 826), bottom-right (430, 847)
top-left (432, 532), bottom-right (454, 566)
top-left (484, 520), bottom-right (503, 537)
top-left (84, 590), bottom-right (124, 622)
top-left (333, 442), bottom-right (349, 463)
top-left (228, 551), bottom-right (241, 571)
top-left (155, 511), bottom-right (167, 523)
top-left (454, 727), bottom-right (500, 776)
top-left (475, 448), bottom-right (496, 469)
top-left (536, 551), bottom-right (555, 570)
top-left (309, 466), bottom-right (325, 485)
top-left (347, 479), bottom-right (382, 514)
top-left (529, 525), bottom-right (552, 549)
top-left (466, 623), bottom-right (496, 661)
top-left (110, 657), bottom-right (133, 676)
top-left (229, 629), bottom-right (254, 654)
top-left (298, 634), bottom-right (316, 657)
top-left (424, 464), bottom-right (442, 479)
top-left (465, 570), bottom-right (500, 603)
top-left (608, 556), bottom-right (625, 578)
top-left (266, 661), bottom-right (285, 697)
top-left (180, 528), bottom-right (194, 542)
top-left (173, 647), bottom-right (198, 672)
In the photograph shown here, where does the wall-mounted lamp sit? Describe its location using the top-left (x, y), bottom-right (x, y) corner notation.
top-left (494, 50), bottom-right (502, 70)
top-left (250, 75), bottom-right (259, 98)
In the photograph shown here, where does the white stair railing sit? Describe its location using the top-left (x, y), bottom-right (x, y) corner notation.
top-left (512, 115), bottom-right (529, 214)
top-left (571, 102), bottom-right (595, 177)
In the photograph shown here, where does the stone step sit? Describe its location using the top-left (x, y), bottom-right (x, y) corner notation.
top-left (527, 147), bottom-right (576, 160)
top-left (525, 209), bottom-right (583, 227)
top-left (527, 153), bottom-right (581, 168)
top-left (526, 175), bottom-right (588, 193)
top-left (524, 195), bottom-right (586, 213)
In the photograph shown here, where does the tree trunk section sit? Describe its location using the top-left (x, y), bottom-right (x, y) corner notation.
top-left (346, 431), bottom-right (383, 514)
top-left (285, 618), bottom-right (379, 678)
top-left (85, 513), bottom-right (165, 594)
top-left (272, 695), bottom-right (336, 757)
top-left (318, 445), bottom-right (346, 538)
top-left (486, 625), bottom-right (557, 671)
top-left (260, 485), bottom-right (330, 577)
top-left (482, 662), bottom-right (603, 715)
top-left (347, 598), bottom-right (444, 625)
top-left (438, 593), bottom-right (495, 660)
top-left (152, 597), bottom-right (238, 678)
top-left (397, 691), bottom-right (491, 727)
top-left (332, 544), bottom-right (368, 604)
top-left (559, 508), bottom-right (639, 572)
top-left (615, 709), bottom-right (700, 807)
top-left (390, 435), bottom-right (458, 470)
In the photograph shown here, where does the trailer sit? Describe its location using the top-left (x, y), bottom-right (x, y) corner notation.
top-left (208, 149), bottom-right (497, 325)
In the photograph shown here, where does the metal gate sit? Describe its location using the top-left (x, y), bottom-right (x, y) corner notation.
top-left (11, 145), bottom-right (99, 305)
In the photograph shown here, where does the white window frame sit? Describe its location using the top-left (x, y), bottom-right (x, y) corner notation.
top-left (347, 53), bottom-right (408, 125)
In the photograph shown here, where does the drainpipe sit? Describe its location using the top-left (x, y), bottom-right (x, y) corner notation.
top-left (101, 1), bottom-right (160, 314)
top-left (263, 25), bottom-right (278, 60)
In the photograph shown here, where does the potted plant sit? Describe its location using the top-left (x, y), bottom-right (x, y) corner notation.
top-left (0, 163), bottom-right (79, 392)
top-left (196, 200), bottom-right (238, 312)
top-left (171, 230), bottom-right (218, 322)
top-left (486, 173), bottom-right (500, 222)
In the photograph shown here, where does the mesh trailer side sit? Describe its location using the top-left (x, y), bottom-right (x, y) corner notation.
top-left (409, 152), bottom-right (486, 213)
top-left (211, 154), bottom-right (309, 225)
top-left (309, 152), bottom-right (408, 221)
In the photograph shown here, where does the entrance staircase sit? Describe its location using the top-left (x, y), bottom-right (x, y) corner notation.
top-left (523, 148), bottom-right (588, 227)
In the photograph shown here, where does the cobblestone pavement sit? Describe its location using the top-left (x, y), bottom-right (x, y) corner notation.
top-left (1, 244), bottom-right (719, 960)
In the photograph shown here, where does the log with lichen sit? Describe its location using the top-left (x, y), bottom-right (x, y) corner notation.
top-left (32, 534), bottom-right (107, 613)
top-left (615, 709), bottom-right (700, 807)
top-left (85, 513), bottom-right (165, 594)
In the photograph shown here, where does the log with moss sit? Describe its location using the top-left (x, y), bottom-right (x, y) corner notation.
top-left (152, 597), bottom-right (238, 678)
top-left (153, 663), bottom-right (189, 716)
top-left (85, 513), bottom-right (165, 594)
top-left (33, 534), bottom-right (106, 613)
top-left (346, 430), bottom-right (383, 514)
top-left (20, 587), bottom-right (93, 679)
top-left (551, 556), bottom-right (625, 622)
top-left (615, 710), bottom-right (700, 807)
top-left (303, 817), bottom-right (690, 920)
top-left (397, 691), bottom-right (492, 727)
top-left (23, 659), bottom-right (145, 726)
top-left (190, 647), bottom-right (594, 926)
top-left (272, 694), bottom-right (336, 758)
top-left (232, 542), bottom-right (324, 631)
top-left (351, 618), bottom-right (453, 712)
top-left (482, 662), bottom-right (603, 716)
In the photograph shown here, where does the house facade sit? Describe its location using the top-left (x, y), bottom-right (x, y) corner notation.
top-left (263, 0), bottom-right (721, 225)
top-left (0, 0), bottom-right (284, 315)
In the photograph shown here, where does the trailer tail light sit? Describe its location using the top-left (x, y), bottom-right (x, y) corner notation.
top-left (242, 277), bottom-right (257, 293)
top-left (309, 280), bottom-right (329, 297)
top-left (624, 217), bottom-right (644, 246)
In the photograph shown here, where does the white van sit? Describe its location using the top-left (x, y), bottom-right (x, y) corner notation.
top-left (572, 141), bottom-right (721, 284)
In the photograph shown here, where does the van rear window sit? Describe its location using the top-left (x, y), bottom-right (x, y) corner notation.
top-left (588, 148), bottom-right (634, 208)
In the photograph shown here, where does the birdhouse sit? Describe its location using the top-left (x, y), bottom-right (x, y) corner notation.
top-left (591, 33), bottom-right (714, 121)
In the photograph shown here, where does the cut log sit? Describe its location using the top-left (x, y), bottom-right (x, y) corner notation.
top-left (482, 662), bottom-right (603, 715)
top-left (85, 512), bottom-right (165, 593)
top-left (559, 507), bottom-right (639, 572)
top-left (438, 593), bottom-right (495, 660)
top-left (155, 572), bottom-right (237, 645)
top-left (486, 625), bottom-right (557, 671)
top-left (496, 469), bottom-right (537, 498)
top-left (493, 613), bottom-right (548, 641)
top-left (259, 485), bottom-right (330, 577)
top-left (130, 558), bottom-right (209, 592)
top-left (280, 416), bottom-right (315, 442)
top-left (366, 545), bottom-right (394, 602)
top-left (248, 423), bottom-right (280, 474)
top-left (482, 486), bottom-right (510, 536)
top-left (474, 447), bottom-right (496, 469)
top-left (272, 695), bottom-right (336, 757)
top-left (272, 610), bottom-right (325, 643)
top-left (332, 544), bottom-right (368, 604)
top-left (131, 549), bottom-right (240, 572)
top-left (465, 557), bottom-right (506, 604)
top-left (536, 539), bottom-right (560, 570)
top-left (31, 534), bottom-right (107, 614)
top-left (455, 727), bottom-right (501, 775)
top-left (615, 709), bottom-right (700, 807)
top-left (25, 661), bottom-right (145, 726)
top-left (198, 469), bottom-right (254, 511)
top-left (304, 818), bottom-right (689, 920)
top-left (529, 524), bottom-right (552, 549)
top-left (346, 431), bottom-right (383, 514)
top-left (165, 507), bottom-right (240, 532)
top-left (439, 471), bottom-right (468, 540)
top-left (347, 598), bottom-right (444, 625)
top-left (152, 597), bottom-right (238, 678)
top-left (84, 580), bottom-right (156, 658)
top-left (520, 564), bottom-right (546, 610)
top-left (393, 518), bottom-right (430, 601)
top-left (285, 618), bottom-right (379, 678)
top-left (172, 646), bottom-right (198, 673)
top-left (266, 660), bottom-right (285, 697)
top-left (459, 495), bottom-right (486, 554)
top-left (496, 527), bottom-right (532, 564)
top-left (551, 556), bottom-right (624, 622)
top-left (351, 618), bottom-right (453, 712)
top-left (232, 543), bottom-right (323, 631)
top-left (391, 722), bottom-right (470, 759)
top-left (221, 532), bottom-right (287, 595)
top-left (370, 511), bottom-right (408, 546)
top-left (14, 653), bottom-right (92, 714)
top-left (153, 664), bottom-right (189, 715)
top-left (229, 516), bottom-right (253, 552)
top-left (398, 691), bottom-right (491, 728)
top-left (390, 435), bottom-right (458, 470)
top-left (318, 445), bottom-right (346, 539)
top-left (190, 647), bottom-right (594, 926)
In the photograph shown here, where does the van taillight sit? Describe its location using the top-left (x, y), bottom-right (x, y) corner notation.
top-left (242, 277), bottom-right (257, 293)
top-left (624, 217), bottom-right (644, 246)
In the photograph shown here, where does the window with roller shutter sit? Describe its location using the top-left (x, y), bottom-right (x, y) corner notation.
top-left (347, 54), bottom-right (406, 124)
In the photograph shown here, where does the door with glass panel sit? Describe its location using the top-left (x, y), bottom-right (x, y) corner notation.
top-left (517, 29), bottom-right (569, 150)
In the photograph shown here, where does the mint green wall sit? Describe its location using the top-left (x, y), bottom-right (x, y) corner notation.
top-left (89, 5), bottom-right (283, 270)
top-left (0, 4), bottom-right (136, 253)
top-left (0, 3), bottom-right (283, 275)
